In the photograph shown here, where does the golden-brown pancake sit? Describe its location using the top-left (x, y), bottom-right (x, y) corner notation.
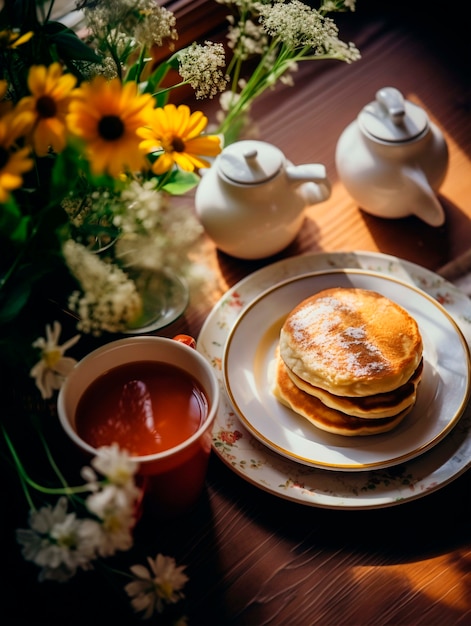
top-left (285, 359), bottom-right (423, 419)
top-left (272, 352), bottom-right (412, 436)
top-left (279, 287), bottom-right (423, 397)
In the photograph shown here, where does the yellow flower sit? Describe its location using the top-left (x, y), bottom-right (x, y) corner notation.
top-left (0, 111), bottom-right (34, 203)
top-left (66, 77), bottom-right (155, 178)
top-left (15, 63), bottom-right (77, 156)
top-left (138, 104), bottom-right (221, 175)
top-left (0, 29), bottom-right (33, 50)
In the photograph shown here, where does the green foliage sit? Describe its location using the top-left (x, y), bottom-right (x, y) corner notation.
top-left (0, 1), bottom-right (101, 92)
top-left (0, 198), bottom-right (31, 245)
top-left (160, 170), bottom-right (201, 195)
top-left (140, 53), bottom-right (181, 106)
top-left (0, 264), bottom-right (35, 325)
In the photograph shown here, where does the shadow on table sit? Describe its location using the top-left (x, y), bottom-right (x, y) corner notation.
top-left (197, 455), bottom-right (471, 625)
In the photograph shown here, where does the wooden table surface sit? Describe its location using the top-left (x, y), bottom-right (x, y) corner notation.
top-left (4, 7), bottom-right (471, 626)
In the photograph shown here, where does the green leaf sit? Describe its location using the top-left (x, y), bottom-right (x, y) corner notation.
top-left (49, 146), bottom-right (82, 201)
top-left (0, 259), bottom-right (46, 325)
top-left (160, 170), bottom-right (200, 195)
top-left (0, 275), bottom-right (32, 324)
top-left (44, 24), bottom-right (102, 64)
top-left (142, 53), bottom-right (180, 96)
top-left (0, 198), bottom-right (31, 244)
top-left (152, 90), bottom-right (170, 108)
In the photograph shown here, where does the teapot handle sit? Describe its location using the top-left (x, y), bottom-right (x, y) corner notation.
top-left (286, 164), bottom-right (332, 204)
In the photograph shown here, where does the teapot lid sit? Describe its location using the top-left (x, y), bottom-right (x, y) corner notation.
top-left (218, 140), bottom-right (284, 184)
top-left (358, 87), bottom-right (429, 143)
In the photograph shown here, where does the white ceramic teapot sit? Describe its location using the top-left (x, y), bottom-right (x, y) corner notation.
top-left (194, 140), bottom-right (331, 259)
top-left (335, 87), bottom-right (449, 226)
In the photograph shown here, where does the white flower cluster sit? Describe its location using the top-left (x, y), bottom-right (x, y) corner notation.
top-left (217, 0), bottom-right (360, 61)
top-left (259, 0), bottom-right (360, 62)
top-left (132, 0), bottom-right (178, 50)
top-left (63, 239), bottom-right (143, 335)
top-left (114, 198), bottom-right (205, 281)
top-left (61, 179), bottom-right (212, 337)
top-left (112, 179), bottom-right (167, 236)
top-left (16, 444), bottom-right (142, 583)
top-left (178, 41), bottom-right (229, 99)
top-left (225, 17), bottom-right (268, 60)
top-left (83, 0), bottom-right (178, 60)
top-left (212, 0), bottom-right (360, 140)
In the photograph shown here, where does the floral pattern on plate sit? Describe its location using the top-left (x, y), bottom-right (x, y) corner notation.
top-left (197, 251), bottom-right (471, 509)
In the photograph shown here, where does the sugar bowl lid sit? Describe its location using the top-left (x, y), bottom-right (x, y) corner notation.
top-left (358, 87), bottom-right (429, 143)
top-left (218, 140), bottom-right (284, 184)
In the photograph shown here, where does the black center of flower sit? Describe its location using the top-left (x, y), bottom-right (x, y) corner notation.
top-left (98, 115), bottom-right (125, 141)
top-left (36, 95), bottom-right (57, 119)
top-left (171, 137), bottom-right (185, 153)
top-left (0, 146), bottom-right (9, 169)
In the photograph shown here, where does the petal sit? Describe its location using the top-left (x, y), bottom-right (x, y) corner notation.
top-left (184, 110), bottom-right (208, 139)
top-left (173, 152), bottom-right (199, 172)
top-left (27, 65), bottom-right (47, 94)
top-left (185, 135), bottom-right (222, 157)
top-left (53, 357), bottom-right (77, 377)
top-left (129, 564), bottom-right (151, 579)
top-left (151, 152), bottom-right (175, 175)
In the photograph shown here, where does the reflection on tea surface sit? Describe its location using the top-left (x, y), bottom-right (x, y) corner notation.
top-left (76, 361), bottom-right (208, 456)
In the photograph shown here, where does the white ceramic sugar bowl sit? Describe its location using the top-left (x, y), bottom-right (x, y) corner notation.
top-left (335, 87), bottom-right (449, 226)
top-left (194, 140), bottom-right (331, 259)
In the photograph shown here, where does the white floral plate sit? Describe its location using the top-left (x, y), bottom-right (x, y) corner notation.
top-left (223, 269), bottom-right (470, 471)
top-left (197, 251), bottom-right (471, 509)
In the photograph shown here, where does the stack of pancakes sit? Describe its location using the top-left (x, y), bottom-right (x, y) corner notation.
top-left (273, 287), bottom-right (423, 436)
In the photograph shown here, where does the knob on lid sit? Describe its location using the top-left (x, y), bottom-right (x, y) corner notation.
top-left (358, 87), bottom-right (429, 142)
top-left (218, 140), bottom-right (284, 184)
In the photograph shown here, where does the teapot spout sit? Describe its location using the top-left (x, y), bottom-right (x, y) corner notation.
top-left (402, 166), bottom-right (445, 227)
top-left (286, 164), bottom-right (331, 204)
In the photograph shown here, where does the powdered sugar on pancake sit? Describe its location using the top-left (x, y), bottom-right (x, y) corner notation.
top-left (289, 294), bottom-right (388, 378)
top-left (279, 288), bottom-right (423, 397)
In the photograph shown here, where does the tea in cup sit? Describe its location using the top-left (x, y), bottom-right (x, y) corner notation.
top-left (57, 335), bottom-right (219, 517)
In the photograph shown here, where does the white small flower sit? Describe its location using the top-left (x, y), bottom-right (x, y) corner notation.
top-left (86, 482), bottom-right (131, 516)
top-left (91, 443), bottom-right (140, 489)
top-left (125, 554), bottom-right (189, 619)
top-left (84, 0), bottom-right (177, 56)
top-left (63, 240), bottom-right (143, 335)
top-left (16, 497), bottom-right (101, 582)
top-left (29, 321), bottom-right (80, 399)
top-left (178, 41), bottom-right (229, 99)
top-left (85, 490), bottom-right (136, 558)
top-left (114, 202), bottom-right (203, 277)
top-left (83, 445), bottom-right (142, 557)
top-left (259, 0), bottom-right (360, 63)
top-left (226, 18), bottom-right (268, 59)
top-left (80, 465), bottom-right (100, 491)
top-left (218, 89), bottom-right (241, 113)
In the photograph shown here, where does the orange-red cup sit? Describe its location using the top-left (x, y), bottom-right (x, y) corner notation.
top-left (57, 335), bottom-right (219, 518)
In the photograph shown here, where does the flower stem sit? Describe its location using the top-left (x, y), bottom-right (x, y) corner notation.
top-left (1, 425), bottom-right (94, 498)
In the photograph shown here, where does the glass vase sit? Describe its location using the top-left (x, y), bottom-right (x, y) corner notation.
top-left (122, 266), bottom-right (189, 334)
